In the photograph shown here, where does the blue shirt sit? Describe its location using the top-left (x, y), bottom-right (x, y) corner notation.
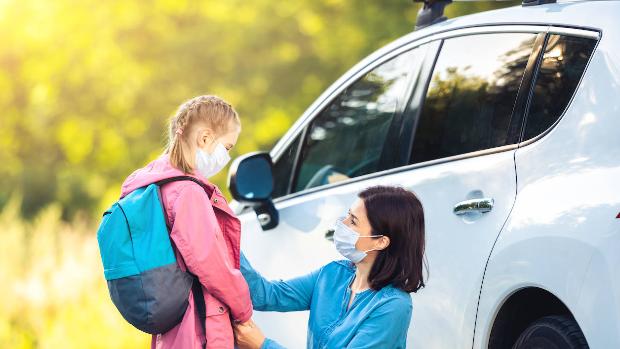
top-left (240, 253), bottom-right (413, 349)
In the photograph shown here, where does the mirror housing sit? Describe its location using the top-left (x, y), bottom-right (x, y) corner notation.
top-left (228, 152), bottom-right (279, 230)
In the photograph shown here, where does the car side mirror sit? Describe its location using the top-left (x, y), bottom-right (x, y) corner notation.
top-left (228, 152), bottom-right (279, 230)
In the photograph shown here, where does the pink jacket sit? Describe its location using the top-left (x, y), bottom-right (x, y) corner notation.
top-left (120, 154), bottom-right (253, 349)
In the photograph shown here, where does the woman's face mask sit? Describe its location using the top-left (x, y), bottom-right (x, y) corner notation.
top-left (333, 217), bottom-right (383, 263)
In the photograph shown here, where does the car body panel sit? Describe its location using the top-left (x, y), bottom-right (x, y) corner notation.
top-left (232, 1), bottom-right (620, 347)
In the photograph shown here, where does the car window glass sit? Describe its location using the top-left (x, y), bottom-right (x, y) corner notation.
top-left (523, 34), bottom-right (597, 141)
top-left (411, 33), bottom-right (537, 164)
top-left (293, 48), bottom-right (420, 193)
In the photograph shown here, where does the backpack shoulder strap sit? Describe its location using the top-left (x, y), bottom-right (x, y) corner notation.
top-left (155, 175), bottom-right (208, 339)
top-left (155, 175), bottom-right (213, 231)
top-left (154, 175), bottom-right (212, 198)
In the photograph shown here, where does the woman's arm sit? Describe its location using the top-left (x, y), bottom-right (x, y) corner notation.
top-left (240, 252), bottom-right (320, 312)
top-left (346, 298), bottom-right (413, 348)
top-left (260, 338), bottom-right (287, 349)
top-left (169, 184), bottom-right (252, 322)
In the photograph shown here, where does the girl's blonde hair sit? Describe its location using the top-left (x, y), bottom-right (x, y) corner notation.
top-left (165, 95), bottom-right (241, 174)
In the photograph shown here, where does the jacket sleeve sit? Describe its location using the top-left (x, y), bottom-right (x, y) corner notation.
top-left (346, 298), bottom-right (412, 348)
top-left (260, 338), bottom-right (287, 349)
top-left (240, 252), bottom-right (319, 312)
top-left (170, 184), bottom-right (252, 322)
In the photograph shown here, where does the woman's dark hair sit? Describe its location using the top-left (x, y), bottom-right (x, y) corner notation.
top-left (359, 185), bottom-right (427, 293)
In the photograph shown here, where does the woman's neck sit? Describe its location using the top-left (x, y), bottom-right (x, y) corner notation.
top-left (351, 257), bottom-right (374, 292)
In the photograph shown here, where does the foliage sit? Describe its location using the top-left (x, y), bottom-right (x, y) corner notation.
top-left (0, 0), bottom-right (518, 221)
top-left (0, 195), bottom-right (149, 348)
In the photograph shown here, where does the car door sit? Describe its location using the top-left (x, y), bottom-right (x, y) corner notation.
top-left (235, 27), bottom-right (543, 348)
top-left (392, 30), bottom-right (544, 348)
top-left (235, 43), bottom-right (430, 348)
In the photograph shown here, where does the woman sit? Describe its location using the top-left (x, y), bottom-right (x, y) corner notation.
top-left (120, 95), bottom-right (253, 348)
top-left (234, 185), bottom-right (426, 349)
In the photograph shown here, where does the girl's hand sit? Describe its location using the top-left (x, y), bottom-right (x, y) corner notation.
top-left (234, 319), bottom-right (266, 349)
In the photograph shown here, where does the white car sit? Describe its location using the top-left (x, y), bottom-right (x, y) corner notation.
top-left (227, 1), bottom-right (620, 348)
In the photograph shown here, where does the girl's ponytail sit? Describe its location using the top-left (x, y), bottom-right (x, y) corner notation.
top-left (167, 107), bottom-right (192, 173)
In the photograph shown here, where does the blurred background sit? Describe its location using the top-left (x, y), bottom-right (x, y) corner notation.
top-left (0, 0), bottom-right (520, 347)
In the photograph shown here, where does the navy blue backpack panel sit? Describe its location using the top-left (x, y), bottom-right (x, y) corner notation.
top-left (97, 176), bottom-right (208, 335)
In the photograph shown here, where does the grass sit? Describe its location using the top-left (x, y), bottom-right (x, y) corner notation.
top-left (0, 195), bottom-right (150, 348)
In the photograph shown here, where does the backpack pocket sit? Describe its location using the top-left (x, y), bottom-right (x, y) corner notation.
top-left (108, 262), bottom-right (193, 334)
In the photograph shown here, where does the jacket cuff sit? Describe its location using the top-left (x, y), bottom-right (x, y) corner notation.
top-left (233, 304), bottom-right (253, 323)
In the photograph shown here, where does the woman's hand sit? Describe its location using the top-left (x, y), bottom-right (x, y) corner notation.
top-left (234, 319), bottom-right (266, 349)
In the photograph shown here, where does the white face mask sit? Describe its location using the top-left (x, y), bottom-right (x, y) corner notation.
top-left (195, 142), bottom-right (231, 178)
top-left (333, 217), bottom-right (383, 264)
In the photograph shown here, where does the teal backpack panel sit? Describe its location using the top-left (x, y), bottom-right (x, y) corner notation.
top-left (121, 184), bottom-right (176, 274)
top-left (97, 184), bottom-right (176, 281)
top-left (97, 203), bottom-right (141, 280)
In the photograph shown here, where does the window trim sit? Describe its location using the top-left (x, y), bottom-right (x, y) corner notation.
top-left (400, 40), bottom-right (442, 168)
top-left (265, 25), bottom-right (599, 205)
top-left (271, 132), bottom-right (303, 198)
top-left (270, 25), bottom-right (598, 165)
top-left (288, 122), bottom-right (307, 195)
top-left (511, 32), bottom-right (548, 145)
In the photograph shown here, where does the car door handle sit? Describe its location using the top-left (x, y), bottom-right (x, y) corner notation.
top-left (453, 198), bottom-right (494, 215)
top-left (325, 229), bottom-right (334, 242)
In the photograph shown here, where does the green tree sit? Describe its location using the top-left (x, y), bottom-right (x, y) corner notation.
top-left (0, 0), bottom-right (519, 222)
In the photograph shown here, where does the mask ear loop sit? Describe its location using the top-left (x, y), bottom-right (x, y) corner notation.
top-left (358, 234), bottom-right (385, 254)
top-left (336, 217), bottom-right (386, 253)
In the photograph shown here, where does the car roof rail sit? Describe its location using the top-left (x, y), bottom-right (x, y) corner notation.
top-left (414, 0), bottom-right (559, 31)
top-left (522, 0), bottom-right (557, 6)
top-left (414, 0), bottom-right (453, 30)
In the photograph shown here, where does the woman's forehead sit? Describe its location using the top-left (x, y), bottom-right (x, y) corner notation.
top-left (349, 198), bottom-right (367, 218)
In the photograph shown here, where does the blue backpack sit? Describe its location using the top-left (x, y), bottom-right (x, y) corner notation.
top-left (97, 176), bottom-right (207, 334)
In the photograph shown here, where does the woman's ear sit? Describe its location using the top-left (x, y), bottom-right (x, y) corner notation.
top-left (377, 236), bottom-right (391, 251)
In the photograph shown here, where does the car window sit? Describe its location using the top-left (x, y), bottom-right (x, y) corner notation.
top-left (523, 34), bottom-right (597, 141)
top-left (410, 33), bottom-right (538, 164)
top-left (292, 48), bottom-right (420, 193)
top-left (271, 134), bottom-right (301, 198)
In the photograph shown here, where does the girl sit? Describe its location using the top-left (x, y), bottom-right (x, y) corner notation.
top-left (120, 95), bottom-right (252, 348)
top-left (234, 185), bottom-right (426, 349)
